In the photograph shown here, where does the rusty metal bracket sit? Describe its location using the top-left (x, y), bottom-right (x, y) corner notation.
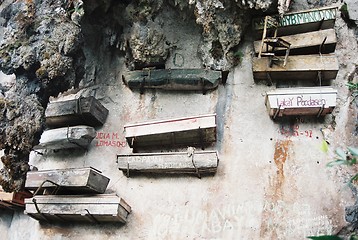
top-left (33, 179), bottom-right (61, 196)
top-left (273, 105), bottom-right (282, 120)
top-left (319, 36), bottom-right (327, 55)
top-left (189, 149), bottom-right (201, 179)
top-left (84, 209), bottom-right (99, 224)
top-left (32, 198), bottom-right (50, 222)
top-left (126, 162), bottom-right (130, 178)
top-left (317, 104), bottom-right (325, 118)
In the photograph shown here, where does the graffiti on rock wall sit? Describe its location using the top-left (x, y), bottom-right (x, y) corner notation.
top-left (95, 132), bottom-right (127, 148)
top-left (148, 201), bottom-right (333, 239)
top-left (279, 117), bottom-right (314, 138)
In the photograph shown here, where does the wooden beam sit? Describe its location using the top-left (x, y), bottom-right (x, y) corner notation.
top-left (117, 151), bottom-right (219, 176)
top-left (34, 126), bottom-right (96, 150)
top-left (25, 194), bottom-right (131, 223)
top-left (265, 87), bottom-right (337, 118)
top-left (252, 6), bottom-right (337, 37)
top-left (25, 167), bottom-right (110, 194)
top-left (254, 29), bottom-right (337, 55)
top-left (252, 54), bottom-right (339, 81)
top-left (124, 114), bottom-right (216, 149)
top-left (122, 69), bottom-right (221, 91)
top-left (45, 96), bottom-right (109, 128)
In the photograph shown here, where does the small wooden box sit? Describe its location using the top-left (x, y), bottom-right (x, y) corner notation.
top-left (117, 151), bottom-right (219, 176)
top-left (124, 114), bottom-right (216, 149)
top-left (25, 194), bottom-right (131, 223)
top-left (45, 96), bottom-right (109, 128)
top-left (25, 167), bottom-right (110, 194)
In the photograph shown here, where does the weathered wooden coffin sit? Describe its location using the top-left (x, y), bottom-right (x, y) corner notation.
top-left (45, 96), bottom-right (109, 128)
top-left (0, 187), bottom-right (32, 209)
top-left (254, 29), bottom-right (337, 55)
top-left (25, 194), bottom-right (131, 223)
top-left (265, 87), bottom-right (337, 118)
top-left (34, 126), bottom-right (96, 150)
top-left (252, 54), bottom-right (339, 81)
top-left (117, 151), bottom-right (219, 175)
top-left (122, 69), bottom-right (222, 91)
top-left (124, 114), bottom-right (216, 149)
top-left (25, 167), bottom-right (110, 194)
top-left (252, 6), bottom-right (337, 37)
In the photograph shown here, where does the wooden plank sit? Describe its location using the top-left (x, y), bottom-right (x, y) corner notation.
top-left (122, 69), bottom-right (221, 91)
top-left (25, 167), bottom-right (110, 194)
top-left (254, 29), bottom-right (337, 55)
top-left (117, 151), bottom-right (219, 175)
top-left (45, 96), bottom-right (109, 128)
top-left (265, 87), bottom-right (337, 117)
top-left (124, 114), bottom-right (216, 149)
top-left (0, 187), bottom-right (32, 209)
top-left (252, 54), bottom-right (339, 81)
top-left (34, 126), bottom-right (96, 150)
top-left (252, 6), bottom-right (337, 37)
top-left (25, 194), bottom-right (131, 223)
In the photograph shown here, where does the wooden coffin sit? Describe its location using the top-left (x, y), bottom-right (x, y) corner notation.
top-left (254, 29), bottom-right (337, 55)
top-left (124, 114), bottom-right (216, 149)
top-left (117, 150), bottom-right (219, 176)
top-left (122, 69), bottom-right (221, 91)
top-left (34, 125), bottom-right (96, 150)
top-left (0, 187), bottom-right (32, 209)
top-left (25, 167), bottom-right (110, 194)
top-left (25, 194), bottom-right (131, 223)
top-left (265, 87), bottom-right (337, 118)
top-left (252, 6), bottom-right (337, 37)
top-left (252, 54), bottom-right (339, 81)
top-left (45, 96), bottom-right (109, 128)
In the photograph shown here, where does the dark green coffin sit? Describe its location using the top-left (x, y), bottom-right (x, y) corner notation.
top-left (122, 69), bottom-right (222, 91)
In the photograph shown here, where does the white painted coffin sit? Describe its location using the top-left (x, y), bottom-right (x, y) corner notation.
top-left (265, 87), bottom-right (337, 118)
top-left (124, 114), bottom-right (216, 149)
top-left (34, 126), bottom-right (96, 150)
top-left (254, 29), bottom-right (337, 55)
top-left (252, 54), bottom-right (339, 81)
top-left (25, 194), bottom-right (131, 223)
top-left (252, 6), bottom-right (337, 37)
top-left (117, 151), bottom-right (219, 175)
top-left (25, 167), bottom-right (110, 194)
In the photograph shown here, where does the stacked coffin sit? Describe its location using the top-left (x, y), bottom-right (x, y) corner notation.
top-left (117, 114), bottom-right (219, 176)
top-left (24, 167), bottom-right (131, 223)
top-left (251, 7), bottom-right (339, 119)
top-left (35, 96), bottom-right (108, 150)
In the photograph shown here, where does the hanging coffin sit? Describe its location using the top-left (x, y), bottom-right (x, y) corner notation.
top-left (252, 6), bottom-right (337, 37)
top-left (252, 54), bottom-right (339, 81)
top-left (25, 194), bottom-right (131, 223)
top-left (117, 150), bottom-right (219, 176)
top-left (265, 87), bottom-right (337, 118)
top-left (0, 187), bottom-right (32, 209)
top-left (25, 167), bottom-right (110, 194)
top-left (124, 114), bottom-right (216, 149)
top-left (254, 29), bottom-right (337, 55)
top-left (45, 96), bottom-right (109, 128)
top-left (34, 126), bottom-right (96, 150)
top-left (122, 69), bottom-right (221, 91)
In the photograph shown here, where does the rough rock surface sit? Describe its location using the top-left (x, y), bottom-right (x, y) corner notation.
top-left (0, 0), bottom-right (84, 192)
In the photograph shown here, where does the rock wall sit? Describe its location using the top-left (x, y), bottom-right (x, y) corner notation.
top-left (0, 0), bottom-right (357, 239)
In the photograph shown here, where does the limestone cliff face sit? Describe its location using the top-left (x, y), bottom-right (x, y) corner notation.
top-left (0, 0), bottom-right (84, 191)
